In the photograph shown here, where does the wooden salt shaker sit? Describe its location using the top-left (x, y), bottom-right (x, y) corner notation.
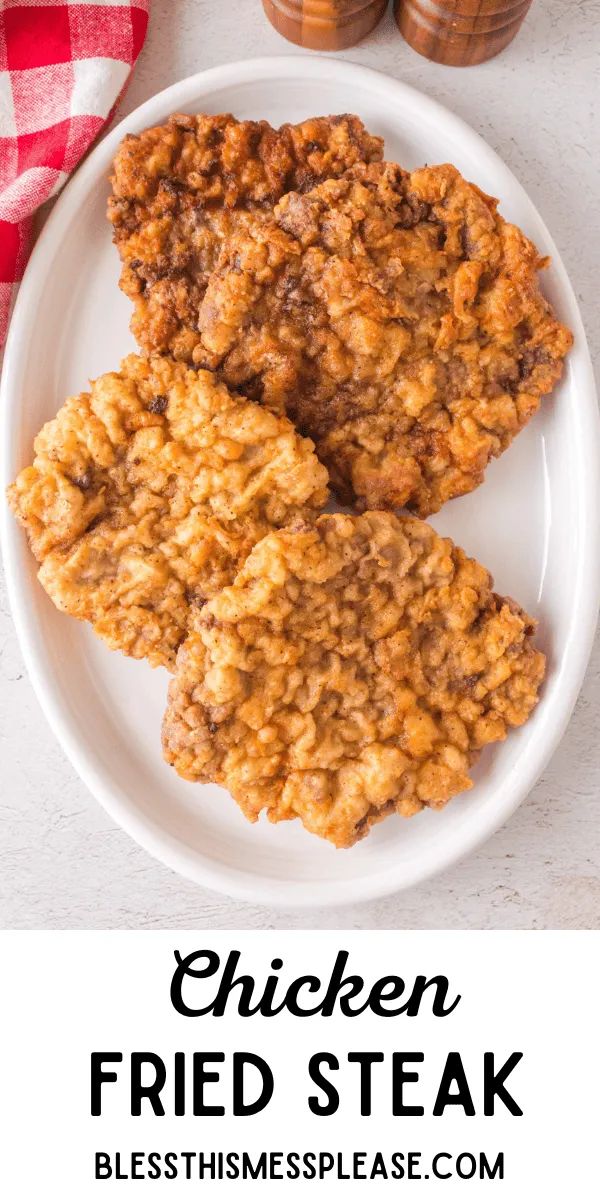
top-left (394, 0), bottom-right (534, 66)
top-left (263, 0), bottom-right (387, 51)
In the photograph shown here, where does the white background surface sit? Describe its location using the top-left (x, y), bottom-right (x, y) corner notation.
top-left (1, 0), bottom-right (599, 929)
top-left (1, 931), bottom-right (598, 1195)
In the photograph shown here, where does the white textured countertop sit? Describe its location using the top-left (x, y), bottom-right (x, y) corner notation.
top-left (1, 0), bottom-right (599, 930)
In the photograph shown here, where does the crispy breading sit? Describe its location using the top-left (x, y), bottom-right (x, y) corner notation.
top-left (198, 161), bottom-right (573, 516)
top-left (8, 355), bottom-right (328, 669)
top-left (162, 512), bottom-right (545, 847)
top-left (108, 112), bottom-right (383, 362)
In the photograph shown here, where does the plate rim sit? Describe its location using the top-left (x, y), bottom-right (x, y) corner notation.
top-left (2, 54), bottom-right (599, 908)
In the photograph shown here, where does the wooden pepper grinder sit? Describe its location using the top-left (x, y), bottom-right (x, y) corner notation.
top-left (263, 0), bottom-right (387, 51)
top-left (394, 0), bottom-right (534, 66)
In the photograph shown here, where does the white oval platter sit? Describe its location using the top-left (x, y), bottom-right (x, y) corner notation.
top-left (2, 57), bottom-right (599, 906)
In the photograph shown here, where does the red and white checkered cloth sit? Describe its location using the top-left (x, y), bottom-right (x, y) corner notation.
top-left (0, 0), bottom-right (149, 347)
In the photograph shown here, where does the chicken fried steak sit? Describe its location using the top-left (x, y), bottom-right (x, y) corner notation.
top-left (163, 511), bottom-right (545, 847)
top-left (199, 161), bottom-right (572, 516)
top-left (8, 355), bottom-right (328, 669)
top-left (108, 112), bottom-right (383, 362)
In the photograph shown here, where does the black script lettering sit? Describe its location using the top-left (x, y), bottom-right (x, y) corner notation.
top-left (404, 975), bottom-right (461, 1018)
top-left (170, 949), bottom-right (221, 1016)
top-left (211, 952), bottom-right (261, 1016)
top-left (170, 949), bottom-right (461, 1019)
top-left (320, 951), bottom-right (366, 1015)
top-left (281, 974), bottom-right (322, 1015)
top-left (368, 976), bottom-right (406, 1015)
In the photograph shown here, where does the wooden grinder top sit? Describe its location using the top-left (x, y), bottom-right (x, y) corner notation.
top-left (395, 0), bottom-right (534, 66)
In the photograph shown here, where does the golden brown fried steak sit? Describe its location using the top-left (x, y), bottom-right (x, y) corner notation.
top-left (8, 355), bottom-right (328, 669)
top-left (108, 112), bottom-right (383, 362)
top-left (163, 511), bottom-right (545, 847)
top-left (199, 161), bottom-right (573, 517)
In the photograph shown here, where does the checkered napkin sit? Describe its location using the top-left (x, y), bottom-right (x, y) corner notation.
top-left (0, 0), bottom-right (149, 348)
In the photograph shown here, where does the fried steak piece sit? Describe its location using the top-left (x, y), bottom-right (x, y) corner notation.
top-left (199, 161), bottom-right (572, 516)
top-left (163, 511), bottom-right (545, 847)
top-left (8, 355), bottom-right (328, 669)
top-left (108, 112), bottom-right (383, 362)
